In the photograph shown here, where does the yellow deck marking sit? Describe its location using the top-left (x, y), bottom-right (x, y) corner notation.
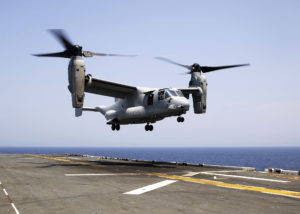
top-left (149, 173), bottom-right (300, 199)
top-left (27, 154), bottom-right (105, 167)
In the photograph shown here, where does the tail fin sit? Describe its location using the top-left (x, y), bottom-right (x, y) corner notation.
top-left (75, 108), bottom-right (83, 117)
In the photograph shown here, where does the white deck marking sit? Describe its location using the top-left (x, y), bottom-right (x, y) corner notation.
top-left (65, 173), bottom-right (138, 176)
top-left (183, 170), bottom-right (246, 177)
top-left (11, 203), bottom-right (20, 214)
top-left (200, 172), bottom-right (289, 183)
top-left (18, 157), bottom-right (34, 160)
top-left (3, 188), bottom-right (8, 195)
top-left (201, 170), bottom-right (246, 173)
top-left (124, 180), bottom-right (177, 195)
top-left (150, 173), bottom-right (300, 198)
top-left (182, 172), bottom-right (202, 177)
top-left (0, 180), bottom-right (20, 214)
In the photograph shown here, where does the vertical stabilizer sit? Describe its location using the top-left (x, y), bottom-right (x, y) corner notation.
top-left (75, 108), bottom-right (83, 117)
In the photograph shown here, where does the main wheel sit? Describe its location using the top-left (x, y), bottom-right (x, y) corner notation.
top-left (177, 117), bottom-right (184, 122)
top-left (116, 124), bottom-right (120, 131)
top-left (111, 124), bottom-right (116, 131)
top-left (149, 125), bottom-right (153, 131)
top-left (145, 125), bottom-right (149, 131)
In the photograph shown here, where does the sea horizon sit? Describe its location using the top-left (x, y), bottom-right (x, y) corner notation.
top-left (1, 146), bottom-right (299, 171)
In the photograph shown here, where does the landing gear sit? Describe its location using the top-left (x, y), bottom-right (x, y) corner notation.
top-left (111, 123), bottom-right (120, 131)
top-left (145, 123), bottom-right (153, 131)
top-left (177, 116), bottom-right (184, 123)
top-left (149, 125), bottom-right (153, 131)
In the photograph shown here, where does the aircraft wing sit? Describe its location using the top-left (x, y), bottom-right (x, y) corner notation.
top-left (85, 76), bottom-right (138, 98)
top-left (178, 87), bottom-right (202, 98)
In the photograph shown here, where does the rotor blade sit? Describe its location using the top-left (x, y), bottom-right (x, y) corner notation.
top-left (178, 71), bottom-right (192, 75)
top-left (155, 57), bottom-right (192, 70)
top-left (201, 64), bottom-right (250, 73)
top-left (180, 71), bottom-right (192, 75)
top-left (82, 51), bottom-right (137, 57)
top-left (48, 29), bottom-right (73, 50)
top-left (33, 51), bottom-right (70, 58)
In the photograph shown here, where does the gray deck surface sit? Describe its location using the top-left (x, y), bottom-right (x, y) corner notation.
top-left (0, 154), bottom-right (299, 214)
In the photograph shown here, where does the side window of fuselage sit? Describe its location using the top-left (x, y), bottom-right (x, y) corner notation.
top-left (158, 90), bottom-right (165, 100)
top-left (148, 94), bottom-right (154, 105)
top-left (165, 91), bottom-right (170, 99)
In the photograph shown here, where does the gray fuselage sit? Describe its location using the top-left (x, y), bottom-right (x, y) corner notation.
top-left (97, 88), bottom-right (190, 125)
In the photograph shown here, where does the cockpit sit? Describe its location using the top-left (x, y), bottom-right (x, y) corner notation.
top-left (158, 89), bottom-right (184, 100)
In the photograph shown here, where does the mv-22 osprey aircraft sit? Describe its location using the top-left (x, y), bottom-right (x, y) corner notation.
top-left (34, 30), bottom-right (249, 131)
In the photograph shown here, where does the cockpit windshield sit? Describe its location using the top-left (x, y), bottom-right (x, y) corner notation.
top-left (165, 90), bottom-right (174, 99)
top-left (159, 89), bottom-right (184, 100)
top-left (165, 89), bottom-right (184, 98)
top-left (175, 90), bottom-right (184, 97)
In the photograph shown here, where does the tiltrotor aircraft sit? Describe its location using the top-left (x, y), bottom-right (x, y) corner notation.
top-left (34, 30), bottom-right (249, 131)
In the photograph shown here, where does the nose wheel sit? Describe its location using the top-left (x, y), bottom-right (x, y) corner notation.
top-left (111, 123), bottom-right (120, 131)
top-left (145, 123), bottom-right (153, 131)
top-left (177, 116), bottom-right (184, 123)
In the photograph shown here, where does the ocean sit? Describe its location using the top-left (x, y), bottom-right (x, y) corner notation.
top-left (0, 147), bottom-right (299, 171)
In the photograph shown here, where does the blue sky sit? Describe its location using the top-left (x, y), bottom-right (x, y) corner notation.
top-left (1, 0), bottom-right (299, 147)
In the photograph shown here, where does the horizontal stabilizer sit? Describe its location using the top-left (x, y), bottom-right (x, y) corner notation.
top-left (75, 107), bottom-right (106, 117)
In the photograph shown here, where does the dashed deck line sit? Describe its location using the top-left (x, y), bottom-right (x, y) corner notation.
top-left (149, 173), bottom-right (300, 199)
top-left (0, 181), bottom-right (20, 214)
top-left (27, 154), bottom-right (105, 167)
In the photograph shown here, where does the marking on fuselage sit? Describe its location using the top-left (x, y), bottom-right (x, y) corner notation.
top-left (27, 154), bottom-right (105, 167)
top-left (149, 173), bottom-right (300, 199)
top-left (123, 180), bottom-right (177, 195)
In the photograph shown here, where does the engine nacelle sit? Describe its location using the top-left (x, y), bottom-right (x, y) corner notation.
top-left (68, 56), bottom-right (86, 108)
top-left (189, 72), bottom-right (207, 114)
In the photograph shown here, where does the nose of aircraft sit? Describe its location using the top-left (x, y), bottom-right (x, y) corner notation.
top-left (181, 98), bottom-right (190, 111)
top-left (171, 97), bottom-right (189, 112)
